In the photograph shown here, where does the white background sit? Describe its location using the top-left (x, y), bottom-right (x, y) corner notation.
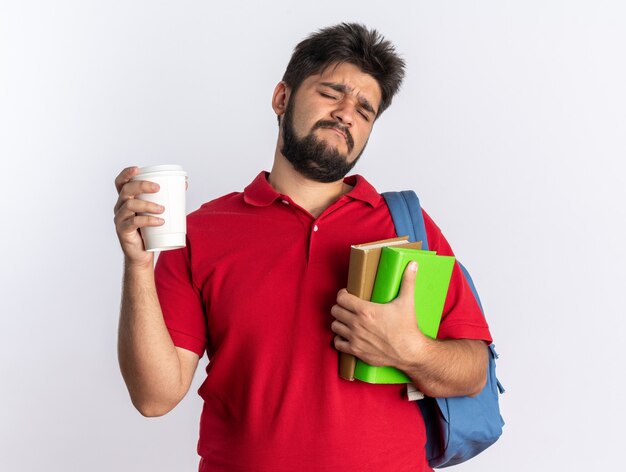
top-left (1, 1), bottom-right (625, 470)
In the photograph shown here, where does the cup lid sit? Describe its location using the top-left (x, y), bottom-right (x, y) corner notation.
top-left (136, 165), bottom-right (186, 174)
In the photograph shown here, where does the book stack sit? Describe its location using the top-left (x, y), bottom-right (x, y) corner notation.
top-left (339, 237), bottom-right (456, 388)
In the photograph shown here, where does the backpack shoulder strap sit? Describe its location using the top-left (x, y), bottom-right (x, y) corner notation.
top-left (382, 189), bottom-right (504, 467)
top-left (382, 191), bottom-right (429, 250)
top-left (384, 190), bottom-right (485, 311)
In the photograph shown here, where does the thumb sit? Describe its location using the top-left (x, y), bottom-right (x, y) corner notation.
top-left (397, 260), bottom-right (418, 304)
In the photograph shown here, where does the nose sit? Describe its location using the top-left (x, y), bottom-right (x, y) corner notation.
top-left (330, 100), bottom-right (355, 127)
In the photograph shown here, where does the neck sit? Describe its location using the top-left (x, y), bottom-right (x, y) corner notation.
top-left (268, 152), bottom-right (352, 218)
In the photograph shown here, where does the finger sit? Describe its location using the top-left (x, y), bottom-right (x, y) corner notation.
top-left (114, 180), bottom-right (160, 214)
top-left (336, 288), bottom-right (365, 313)
top-left (330, 319), bottom-right (351, 339)
top-left (116, 198), bottom-right (164, 218)
top-left (330, 303), bottom-right (356, 324)
top-left (114, 166), bottom-right (139, 194)
top-left (118, 214), bottom-right (164, 234)
top-left (333, 335), bottom-right (351, 354)
top-left (119, 179), bottom-right (160, 200)
top-left (397, 261), bottom-right (418, 304)
top-left (114, 200), bottom-right (164, 227)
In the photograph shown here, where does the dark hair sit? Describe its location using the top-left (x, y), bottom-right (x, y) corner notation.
top-left (282, 23), bottom-right (405, 118)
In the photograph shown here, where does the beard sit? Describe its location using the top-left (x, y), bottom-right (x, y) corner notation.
top-left (280, 101), bottom-right (367, 183)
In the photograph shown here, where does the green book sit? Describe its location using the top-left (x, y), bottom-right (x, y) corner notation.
top-left (353, 247), bottom-right (456, 384)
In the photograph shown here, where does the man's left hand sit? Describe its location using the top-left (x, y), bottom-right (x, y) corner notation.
top-left (330, 261), bottom-right (425, 369)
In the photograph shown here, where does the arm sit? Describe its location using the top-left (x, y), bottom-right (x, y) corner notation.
top-left (331, 261), bottom-right (487, 398)
top-left (114, 167), bottom-right (199, 417)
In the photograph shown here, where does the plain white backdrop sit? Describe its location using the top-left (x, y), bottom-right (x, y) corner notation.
top-left (1, 1), bottom-right (625, 470)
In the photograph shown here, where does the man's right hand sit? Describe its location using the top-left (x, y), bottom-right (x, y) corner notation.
top-left (113, 166), bottom-right (165, 269)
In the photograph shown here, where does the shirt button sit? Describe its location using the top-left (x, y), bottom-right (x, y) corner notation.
top-left (313, 225), bottom-right (319, 232)
top-left (281, 199), bottom-right (289, 205)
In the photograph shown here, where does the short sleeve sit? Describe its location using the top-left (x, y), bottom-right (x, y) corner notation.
top-left (423, 210), bottom-right (493, 343)
top-left (154, 244), bottom-right (207, 356)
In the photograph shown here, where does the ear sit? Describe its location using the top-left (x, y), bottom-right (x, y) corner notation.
top-left (272, 81), bottom-right (291, 118)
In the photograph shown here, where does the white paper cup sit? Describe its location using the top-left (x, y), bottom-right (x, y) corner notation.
top-left (132, 165), bottom-right (187, 252)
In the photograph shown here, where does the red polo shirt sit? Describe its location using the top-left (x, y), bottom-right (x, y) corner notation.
top-left (154, 172), bottom-right (491, 472)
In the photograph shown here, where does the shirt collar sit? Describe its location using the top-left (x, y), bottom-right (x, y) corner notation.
top-left (243, 172), bottom-right (281, 207)
top-left (243, 171), bottom-right (383, 208)
top-left (343, 174), bottom-right (383, 207)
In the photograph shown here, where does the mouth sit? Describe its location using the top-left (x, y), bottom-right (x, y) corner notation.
top-left (322, 126), bottom-right (347, 143)
top-left (313, 120), bottom-right (354, 152)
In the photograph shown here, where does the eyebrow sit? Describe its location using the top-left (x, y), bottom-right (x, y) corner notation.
top-left (320, 82), bottom-right (377, 116)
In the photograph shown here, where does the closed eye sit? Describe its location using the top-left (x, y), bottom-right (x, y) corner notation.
top-left (358, 109), bottom-right (371, 122)
top-left (320, 92), bottom-right (337, 100)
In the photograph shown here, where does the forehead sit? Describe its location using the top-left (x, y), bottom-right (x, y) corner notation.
top-left (300, 62), bottom-right (382, 111)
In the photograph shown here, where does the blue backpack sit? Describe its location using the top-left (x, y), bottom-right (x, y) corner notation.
top-left (382, 190), bottom-right (505, 469)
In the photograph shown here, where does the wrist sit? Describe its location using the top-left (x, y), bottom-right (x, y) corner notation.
top-left (124, 255), bottom-right (155, 273)
top-left (394, 330), bottom-right (433, 373)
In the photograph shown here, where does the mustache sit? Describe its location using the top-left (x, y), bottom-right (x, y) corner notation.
top-left (312, 120), bottom-right (354, 152)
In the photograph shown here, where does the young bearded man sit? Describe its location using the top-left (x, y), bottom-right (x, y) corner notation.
top-left (113, 23), bottom-right (491, 472)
